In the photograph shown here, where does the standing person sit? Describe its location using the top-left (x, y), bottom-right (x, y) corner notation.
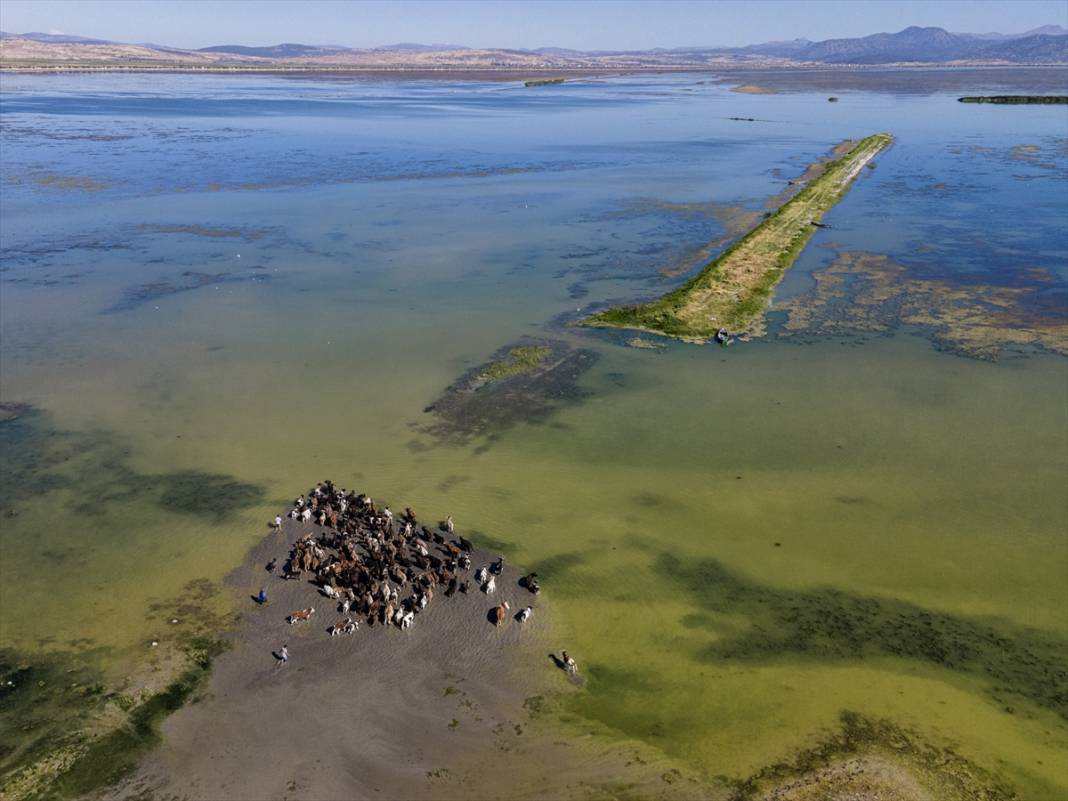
top-left (258, 588), bottom-right (267, 605)
top-left (445, 515), bottom-right (454, 534)
top-left (279, 644), bottom-right (289, 666)
top-left (274, 515), bottom-right (283, 531)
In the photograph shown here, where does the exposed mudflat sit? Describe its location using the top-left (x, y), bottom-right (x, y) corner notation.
top-left (101, 519), bottom-right (710, 801)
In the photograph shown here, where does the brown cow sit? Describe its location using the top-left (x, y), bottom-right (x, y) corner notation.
top-left (493, 601), bottom-right (510, 627)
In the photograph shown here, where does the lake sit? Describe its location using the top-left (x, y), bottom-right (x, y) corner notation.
top-left (1, 69), bottom-right (1066, 797)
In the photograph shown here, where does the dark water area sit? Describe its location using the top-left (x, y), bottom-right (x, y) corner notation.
top-left (714, 66), bottom-right (1068, 94)
top-left (1, 69), bottom-right (1066, 797)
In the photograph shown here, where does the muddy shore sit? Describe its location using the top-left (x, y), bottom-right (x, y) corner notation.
top-left (100, 518), bottom-right (712, 801)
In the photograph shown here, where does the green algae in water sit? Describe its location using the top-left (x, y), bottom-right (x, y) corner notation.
top-left (0, 406), bottom-right (266, 520)
top-left (40, 639), bottom-right (227, 800)
top-left (0, 639), bottom-right (225, 800)
top-left (656, 553), bottom-right (1068, 722)
top-left (728, 710), bottom-right (1017, 801)
top-left (0, 648), bottom-right (111, 789)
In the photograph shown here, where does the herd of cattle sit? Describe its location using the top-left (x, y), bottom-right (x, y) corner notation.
top-left (272, 481), bottom-right (541, 637)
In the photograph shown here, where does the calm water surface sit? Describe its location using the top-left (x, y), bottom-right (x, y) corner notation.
top-left (1, 71), bottom-right (1066, 795)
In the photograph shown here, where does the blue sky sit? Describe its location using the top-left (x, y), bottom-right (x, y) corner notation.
top-left (1, 0), bottom-right (1065, 50)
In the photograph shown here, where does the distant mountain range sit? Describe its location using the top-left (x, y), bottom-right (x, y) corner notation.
top-left (756, 25), bottom-right (1068, 64)
top-left (2, 24), bottom-right (1066, 69)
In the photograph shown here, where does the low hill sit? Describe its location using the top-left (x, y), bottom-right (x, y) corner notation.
top-left (1, 25), bottom-right (1064, 69)
top-left (796, 25), bottom-right (1068, 64)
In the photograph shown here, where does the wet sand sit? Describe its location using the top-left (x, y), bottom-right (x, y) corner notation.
top-left (103, 519), bottom-right (713, 801)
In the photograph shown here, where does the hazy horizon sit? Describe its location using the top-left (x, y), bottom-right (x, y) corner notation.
top-left (1, 0), bottom-right (1065, 51)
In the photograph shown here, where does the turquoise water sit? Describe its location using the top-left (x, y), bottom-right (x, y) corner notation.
top-left (1, 71), bottom-right (1066, 796)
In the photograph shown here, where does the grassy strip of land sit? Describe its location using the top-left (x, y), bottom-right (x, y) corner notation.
top-left (583, 133), bottom-right (894, 341)
top-left (959, 95), bottom-right (1068, 104)
top-left (477, 345), bottom-right (552, 382)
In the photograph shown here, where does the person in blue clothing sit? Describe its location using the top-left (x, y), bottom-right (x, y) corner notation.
top-left (257, 587), bottom-right (267, 605)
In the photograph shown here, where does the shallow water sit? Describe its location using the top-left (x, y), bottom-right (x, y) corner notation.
top-left (1, 70), bottom-right (1066, 796)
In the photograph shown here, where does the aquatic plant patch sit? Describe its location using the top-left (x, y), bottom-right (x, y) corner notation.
top-left (0, 638), bottom-right (226, 801)
top-left (0, 406), bottom-right (266, 520)
top-left (419, 338), bottom-right (598, 444)
top-left (656, 553), bottom-right (1068, 722)
top-left (728, 710), bottom-right (1017, 801)
top-left (778, 251), bottom-right (1068, 359)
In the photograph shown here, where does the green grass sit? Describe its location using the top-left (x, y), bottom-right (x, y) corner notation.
top-left (477, 345), bottom-right (552, 382)
top-left (584, 133), bottom-right (893, 341)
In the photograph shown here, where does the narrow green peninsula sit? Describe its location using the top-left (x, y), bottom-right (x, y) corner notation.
top-left (958, 95), bottom-right (1068, 104)
top-left (584, 132), bottom-right (894, 341)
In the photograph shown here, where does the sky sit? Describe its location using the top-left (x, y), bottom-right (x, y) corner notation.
top-left (1, 0), bottom-right (1065, 50)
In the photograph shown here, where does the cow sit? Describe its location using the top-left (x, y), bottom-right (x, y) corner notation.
top-left (494, 601), bottom-right (510, 627)
top-left (287, 607), bottom-right (315, 624)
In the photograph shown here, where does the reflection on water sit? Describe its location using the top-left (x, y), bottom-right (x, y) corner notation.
top-left (1, 70), bottom-right (1066, 796)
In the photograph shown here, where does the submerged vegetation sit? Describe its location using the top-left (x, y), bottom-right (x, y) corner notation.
top-left (420, 338), bottom-right (597, 444)
top-left (729, 711), bottom-right (1017, 801)
top-left (583, 133), bottom-right (893, 341)
top-left (658, 554), bottom-right (1068, 723)
top-left (779, 250), bottom-right (1068, 359)
top-left (0, 406), bottom-right (267, 520)
top-left (46, 640), bottom-right (225, 800)
top-left (566, 553), bottom-right (1065, 798)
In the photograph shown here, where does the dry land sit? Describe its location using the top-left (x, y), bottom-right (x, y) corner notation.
top-left (583, 133), bottom-right (894, 341)
top-left (96, 518), bottom-right (712, 801)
